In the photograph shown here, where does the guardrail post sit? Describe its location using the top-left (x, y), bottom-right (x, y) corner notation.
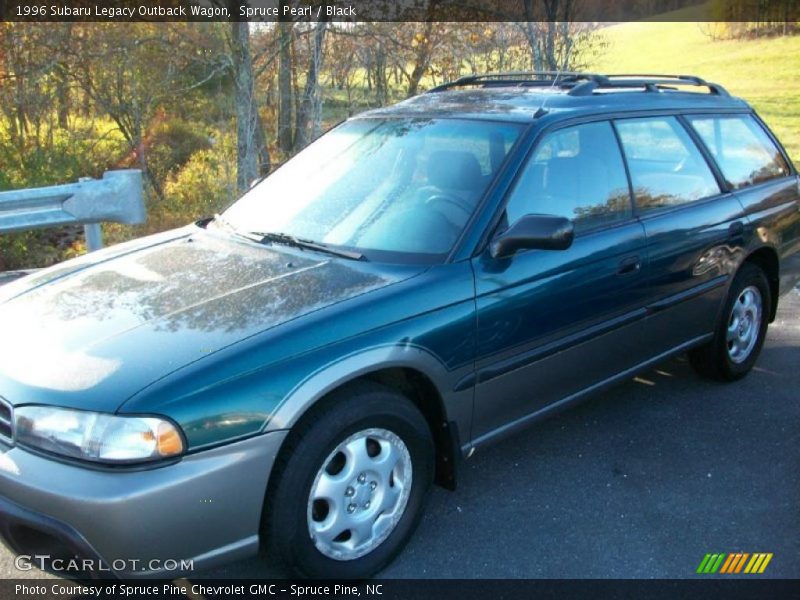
top-left (84, 223), bottom-right (104, 251)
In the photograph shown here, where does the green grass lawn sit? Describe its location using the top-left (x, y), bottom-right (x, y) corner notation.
top-left (589, 21), bottom-right (800, 162)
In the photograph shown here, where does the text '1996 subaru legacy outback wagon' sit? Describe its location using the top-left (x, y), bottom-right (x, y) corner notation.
top-left (0, 72), bottom-right (798, 579)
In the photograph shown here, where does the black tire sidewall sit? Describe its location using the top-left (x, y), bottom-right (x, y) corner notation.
top-left (715, 264), bottom-right (771, 379)
top-left (266, 388), bottom-right (434, 578)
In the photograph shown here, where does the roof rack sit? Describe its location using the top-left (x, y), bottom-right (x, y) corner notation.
top-left (426, 71), bottom-right (605, 93)
top-left (427, 71), bottom-right (729, 97)
top-left (569, 74), bottom-right (729, 96)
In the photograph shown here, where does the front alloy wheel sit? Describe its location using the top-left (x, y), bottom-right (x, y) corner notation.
top-left (308, 428), bottom-right (412, 561)
top-left (265, 381), bottom-right (434, 578)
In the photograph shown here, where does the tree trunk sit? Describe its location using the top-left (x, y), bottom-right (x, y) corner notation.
top-left (522, 1), bottom-right (543, 71)
top-left (374, 45), bottom-right (388, 105)
top-left (56, 67), bottom-right (70, 129)
top-left (542, 0), bottom-right (559, 70)
top-left (230, 20), bottom-right (260, 194)
top-left (559, 21), bottom-right (572, 69)
top-left (255, 111), bottom-right (271, 176)
top-left (277, 17), bottom-right (294, 153)
top-left (405, 23), bottom-right (434, 98)
top-left (294, 21), bottom-right (327, 151)
top-left (133, 117), bottom-right (164, 202)
top-left (310, 44), bottom-right (325, 140)
top-left (56, 24), bottom-right (73, 129)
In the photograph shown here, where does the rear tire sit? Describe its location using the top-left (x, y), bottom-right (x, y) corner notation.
top-left (689, 262), bottom-right (771, 381)
top-left (263, 381), bottom-right (434, 578)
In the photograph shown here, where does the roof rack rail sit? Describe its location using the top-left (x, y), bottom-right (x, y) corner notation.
top-left (426, 71), bottom-right (605, 93)
top-left (568, 74), bottom-right (729, 96)
top-left (427, 71), bottom-right (729, 97)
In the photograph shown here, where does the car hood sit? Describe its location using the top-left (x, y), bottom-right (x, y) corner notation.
top-left (0, 226), bottom-right (418, 411)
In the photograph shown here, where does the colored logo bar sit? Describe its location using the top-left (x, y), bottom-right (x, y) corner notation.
top-left (697, 553), bottom-right (773, 574)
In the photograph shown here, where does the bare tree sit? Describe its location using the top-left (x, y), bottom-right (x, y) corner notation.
top-left (66, 24), bottom-right (197, 199)
top-left (0, 23), bottom-right (73, 148)
top-left (229, 20), bottom-right (260, 192)
top-left (277, 12), bottom-right (294, 153)
top-left (514, 0), bottom-right (599, 71)
top-left (294, 21), bottom-right (328, 151)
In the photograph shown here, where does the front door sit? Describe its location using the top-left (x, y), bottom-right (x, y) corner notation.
top-left (470, 120), bottom-right (649, 442)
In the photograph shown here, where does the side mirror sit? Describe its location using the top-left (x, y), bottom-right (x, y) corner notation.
top-left (490, 214), bottom-right (574, 258)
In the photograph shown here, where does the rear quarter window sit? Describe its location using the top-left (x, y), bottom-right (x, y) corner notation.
top-left (688, 115), bottom-right (791, 189)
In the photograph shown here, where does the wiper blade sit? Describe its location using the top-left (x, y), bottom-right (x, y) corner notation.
top-left (213, 217), bottom-right (365, 260)
top-left (211, 215), bottom-right (271, 244)
top-left (250, 231), bottom-right (365, 261)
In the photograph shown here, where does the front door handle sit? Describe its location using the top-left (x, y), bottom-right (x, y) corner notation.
top-left (617, 255), bottom-right (641, 276)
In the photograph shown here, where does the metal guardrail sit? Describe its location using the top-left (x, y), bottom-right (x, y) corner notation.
top-left (0, 169), bottom-right (145, 251)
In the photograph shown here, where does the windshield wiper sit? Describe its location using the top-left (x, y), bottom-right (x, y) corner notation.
top-left (250, 231), bottom-right (365, 261)
top-left (211, 215), bottom-right (364, 261)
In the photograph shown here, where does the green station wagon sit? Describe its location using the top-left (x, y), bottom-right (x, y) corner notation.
top-left (0, 72), bottom-right (798, 578)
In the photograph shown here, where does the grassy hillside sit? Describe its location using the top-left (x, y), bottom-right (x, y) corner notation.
top-left (589, 22), bottom-right (800, 162)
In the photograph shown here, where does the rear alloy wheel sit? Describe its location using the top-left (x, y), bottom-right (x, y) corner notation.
top-left (725, 285), bottom-right (763, 364)
top-left (689, 263), bottom-right (771, 381)
top-left (265, 381), bottom-right (434, 578)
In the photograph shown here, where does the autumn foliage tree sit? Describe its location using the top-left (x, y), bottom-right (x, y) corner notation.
top-left (1, 16), bottom-right (613, 269)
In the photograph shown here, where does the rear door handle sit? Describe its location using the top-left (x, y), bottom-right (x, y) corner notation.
top-left (617, 255), bottom-right (641, 276)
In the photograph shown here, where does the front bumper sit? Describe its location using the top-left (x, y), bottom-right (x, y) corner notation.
top-left (0, 431), bottom-right (287, 578)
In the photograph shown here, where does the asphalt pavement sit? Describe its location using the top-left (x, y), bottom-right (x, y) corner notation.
top-left (1, 290), bottom-right (798, 580)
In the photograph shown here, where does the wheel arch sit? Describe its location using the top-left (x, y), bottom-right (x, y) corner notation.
top-left (361, 366), bottom-right (458, 490)
top-left (743, 246), bottom-right (779, 322)
top-left (265, 346), bottom-right (461, 490)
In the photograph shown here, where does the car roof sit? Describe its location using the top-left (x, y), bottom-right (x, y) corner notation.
top-left (360, 73), bottom-right (751, 124)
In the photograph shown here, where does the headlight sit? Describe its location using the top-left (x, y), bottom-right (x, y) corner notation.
top-left (14, 406), bottom-right (184, 464)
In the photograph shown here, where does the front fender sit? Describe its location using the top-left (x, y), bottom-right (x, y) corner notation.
top-left (265, 343), bottom-right (458, 432)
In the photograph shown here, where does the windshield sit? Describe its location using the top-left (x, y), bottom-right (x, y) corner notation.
top-left (222, 118), bottom-right (524, 262)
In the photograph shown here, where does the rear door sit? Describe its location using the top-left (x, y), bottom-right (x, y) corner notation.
top-left (686, 113), bottom-right (800, 296)
top-left (613, 115), bottom-right (746, 355)
top-left (470, 120), bottom-right (649, 442)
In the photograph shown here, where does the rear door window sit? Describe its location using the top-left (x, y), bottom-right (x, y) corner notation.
top-left (688, 114), bottom-right (791, 189)
top-left (615, 116), bottom-right (721, 213)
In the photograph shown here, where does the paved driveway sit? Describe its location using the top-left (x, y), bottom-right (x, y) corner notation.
top-left (1, 290), bottom-right (798, 580)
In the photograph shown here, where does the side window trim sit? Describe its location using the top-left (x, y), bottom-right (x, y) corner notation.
top-left (749, 112), bottom-right (797, 175)
top-left (629, 188), bottom-right (732, 222)
top-left (675, 114), bottom-right (732, 193)
top-left (609, 120), bottom-right (639, 217)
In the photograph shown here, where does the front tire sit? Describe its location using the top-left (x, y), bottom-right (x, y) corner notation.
top-left (689, 262), bottom-right (771, 381)
top-left (263, 381), bottom-right (434, 578)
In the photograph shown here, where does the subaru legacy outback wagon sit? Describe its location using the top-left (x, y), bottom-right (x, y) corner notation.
top-left (0, 72), bottom-right (798, 579)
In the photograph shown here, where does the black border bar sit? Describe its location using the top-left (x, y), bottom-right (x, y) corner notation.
top-left (1, 0), bottom-right (797, 23)
top-left (1, 579), bottom-right (798, 600)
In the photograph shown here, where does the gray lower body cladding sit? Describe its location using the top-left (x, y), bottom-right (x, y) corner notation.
top-left (0, 431), bottom-right (287, 578)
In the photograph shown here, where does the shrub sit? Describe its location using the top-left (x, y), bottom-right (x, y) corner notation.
top-left (117, 117), bottom-right (212, 185)
top-left (162, 129), bottom-right (238, 223)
